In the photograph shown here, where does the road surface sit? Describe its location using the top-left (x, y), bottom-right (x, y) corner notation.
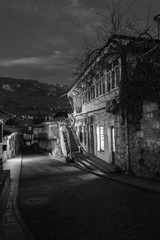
top-left (18, 146), bottom-right (160, 240)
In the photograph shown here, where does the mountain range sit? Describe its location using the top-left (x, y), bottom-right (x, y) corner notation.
top-left (0, 77), bottom-right (70, 116)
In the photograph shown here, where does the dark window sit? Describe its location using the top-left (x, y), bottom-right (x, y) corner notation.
top-left (96, 81), bottom-right (98, 97)
top-left (92, 85), bottom-right (95, 99)
top-left (79, 126), bottom-right (83, 143)
top-left (107, 72), bottom-right (111, 92)
top-left (83, 93), bottom-right (85, 104)
top-left (83, 125), bottom-right (86, 145)
top-left (88, 88), bottom-right (91, 101)
top-left (99, 80), bottom-right (102, 95)
top-left (112, 70), bottom-right (115, 89)
top-left (115, 66), bottom-right (121, 87)
top-left (102, 77), bottom-right (105, 94)
top-left (91, 85), bottom-right (94, 100)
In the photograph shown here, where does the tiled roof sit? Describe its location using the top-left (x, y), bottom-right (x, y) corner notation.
top-left (3, 125), bottom-right (21, 136)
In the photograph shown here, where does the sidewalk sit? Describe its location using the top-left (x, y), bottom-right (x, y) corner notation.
top-left (0, 154), bottom-right (34, 240)
top-left (71, 152), bottom-right (160, 195)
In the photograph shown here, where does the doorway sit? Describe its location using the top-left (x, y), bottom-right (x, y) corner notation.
top-left (89, 125), bottom-right (94, 154)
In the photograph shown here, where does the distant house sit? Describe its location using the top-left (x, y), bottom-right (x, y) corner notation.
top-left (3, 125), bottom-right (22, 161)
top-left (0, 110), bottom-right (15, 171)
top-left (33, 122), bottom-right (59, 152)
top-left (18, 119), bottom-right (33, 145)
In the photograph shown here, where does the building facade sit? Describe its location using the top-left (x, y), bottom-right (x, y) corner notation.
top-left (3, 125), bottom-right (22, 161)
top-left (33, 122), bottom-right (59, 152)
top-left (68, 35), bottom-right (160, 177)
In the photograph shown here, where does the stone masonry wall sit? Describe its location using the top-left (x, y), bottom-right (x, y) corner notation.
top-left (130, 102), bottom-right (160, 179)
top-left (114, 114), bottom-right (129, 173)
top-left (114, 102), bottom-right (160, 178)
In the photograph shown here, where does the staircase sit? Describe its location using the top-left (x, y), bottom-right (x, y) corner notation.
top-left (67, 128), bottom-right (79, 153)
top-left (61, 126), bottom-right (79, 163)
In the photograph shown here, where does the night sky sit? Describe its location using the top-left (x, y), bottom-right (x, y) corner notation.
top-left (0, 0), bottom-right (160, 85)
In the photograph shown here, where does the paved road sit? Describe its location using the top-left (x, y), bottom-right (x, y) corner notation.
top-left (18, 147), bottom-right (160, 240)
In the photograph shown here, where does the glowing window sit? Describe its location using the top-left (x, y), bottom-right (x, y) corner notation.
top-left (97, 126), bottom-right (104, 152)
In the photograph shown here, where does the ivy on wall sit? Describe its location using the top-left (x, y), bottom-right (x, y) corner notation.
top-left (119, 46), bottom-right (160, 131)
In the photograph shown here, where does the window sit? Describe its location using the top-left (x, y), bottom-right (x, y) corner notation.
top-left (107, 72), bottom-right (111, 92)
top-left (79, 126), bottom-right (83, 143)
top-left (83, 93), bottom-right (85, 104)
top-left (111, 70), bottom-right (115, 89)
top-left (96, 81), bottom-right (98, 97)
top-left (88, 88), bottom-right (91, 101)
top-left (90, 85), bottom-right (95, 100)
top-left (99, 79), bottom-right (102, 95)
top-left (115, 65), bottom-right (121, 87)
top-left (111, 127), bottom-right (115, 152)
top-left (105, 60), bottom-right (121, 92)
top-left (97, 126), bottom-right (104, 152)
top-left (83, 125), bottom-right (86, 145)
top-left (84, 91), bottom-right (87, 103)
top-left (92, 85), bottom-right (95, 99)
top-left (102, 77), bottom-right (105, 94)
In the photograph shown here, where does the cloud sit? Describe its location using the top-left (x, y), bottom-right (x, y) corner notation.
top-left (3, 0), bottom-right (101, 28)
top-left (70, 0), bottom-right (80, 7)
top-left (0, 50), bottom-right (77, 70)
top-left (0, 57), bottom-right (40, 66)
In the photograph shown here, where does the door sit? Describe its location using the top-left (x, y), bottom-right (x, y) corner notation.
top-left (90, 125), bottom-right (94, 154)
top-left (111, 126), bottom-right (115, 163)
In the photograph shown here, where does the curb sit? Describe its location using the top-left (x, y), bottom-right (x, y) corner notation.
top-left (12, 196), bottom-right (35, 240)
top-left (13, 153), bottom-right (35, 240)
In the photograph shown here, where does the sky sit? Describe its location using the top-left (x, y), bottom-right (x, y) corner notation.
top-left (0, 0), bottom-right (160, 86)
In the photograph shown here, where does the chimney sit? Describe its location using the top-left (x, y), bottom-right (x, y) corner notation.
top-left (154, 14), bottom-right (160, 39)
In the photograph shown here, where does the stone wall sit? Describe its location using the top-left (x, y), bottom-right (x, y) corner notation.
top-left (115, 102), bottom-right (160, 178)
top-left (114, 114), bottom-right (129, 173)
top-left (130, 102), bottom-right (160, 179)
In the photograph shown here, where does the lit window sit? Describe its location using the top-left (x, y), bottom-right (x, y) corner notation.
top-left (111, 127), bottom-right (115, 152)
top-left (97, 126), bottom-right (104, 152)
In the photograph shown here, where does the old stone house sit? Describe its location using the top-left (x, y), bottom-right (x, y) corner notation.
top-left (33, 121), bottom-right (59, 152)
top-left (67, 34), bottom-right (160, 178)
top-left (3, 125), bottom-right (22, 161)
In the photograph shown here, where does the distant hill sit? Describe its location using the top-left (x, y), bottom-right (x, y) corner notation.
top-left (0, 77), bottom-right (70, 116)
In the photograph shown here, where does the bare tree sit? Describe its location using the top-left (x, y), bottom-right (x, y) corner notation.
top-left (72, 0), bottom-right (158, 80)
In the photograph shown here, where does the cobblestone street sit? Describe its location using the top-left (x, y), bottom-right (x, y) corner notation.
top-left (18, 148), bottom-right (160, 240)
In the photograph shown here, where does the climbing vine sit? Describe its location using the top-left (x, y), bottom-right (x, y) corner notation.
top-left (119, 44), bottom-right (160, 130)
